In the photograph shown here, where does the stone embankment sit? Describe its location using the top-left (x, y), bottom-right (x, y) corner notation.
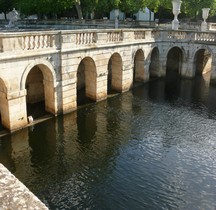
top-left (0, 163), bottom-right (48, 210)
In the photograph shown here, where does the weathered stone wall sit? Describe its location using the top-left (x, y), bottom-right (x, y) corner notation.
top-left (0, 163), bottom-right (48, 210)
top-left (0, 29), bottom-right (216, 131)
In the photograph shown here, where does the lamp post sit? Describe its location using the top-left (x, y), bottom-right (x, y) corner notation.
top-left (114, 9), bottom-right (119, 29)
top-left (172, 0), bottom-right (182, 30)
top-left (201, 8), bottom-right (210, 31)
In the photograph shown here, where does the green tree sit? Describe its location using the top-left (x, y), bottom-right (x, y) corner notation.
top-left (0, 0), bottom-right (15, 19)
top-left (181, 0), bottom-right (215, 19)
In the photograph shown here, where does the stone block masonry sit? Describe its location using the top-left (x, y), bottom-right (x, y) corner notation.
top-left (0, 163), bottom-right (48, 210)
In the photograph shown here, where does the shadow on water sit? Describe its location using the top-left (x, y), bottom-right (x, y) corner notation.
top-left (27, 101), bottom-right (49, 119)
top-left (2, 72), bottom-right (216, 209)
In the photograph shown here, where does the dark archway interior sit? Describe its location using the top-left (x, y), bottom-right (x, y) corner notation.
top-left (149, 47), bottom-right (160, 79)
top-left (166, 47), bottom-right (182, 81)
top-left (133, 50), bottom-right (144, 86)
top-left (107, 53), bottom-right (122, 94)
top-left (165, 47), bottom-right (182, 98)
top-left (108, 59), bottom-right (112, 94)
top-left (26, 66), bottom-right (47, 119)
top-left (77, 57), bottom-right (96, 106)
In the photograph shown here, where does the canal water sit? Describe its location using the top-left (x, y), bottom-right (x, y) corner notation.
top-left (1, 75), bottom-right (216, 210)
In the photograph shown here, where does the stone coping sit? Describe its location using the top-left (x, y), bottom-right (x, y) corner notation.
top-left (0, 163), bottom-right (48, 210)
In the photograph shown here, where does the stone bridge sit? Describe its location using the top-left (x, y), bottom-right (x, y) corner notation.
top-left (1, 28), bottom-right (216, 131)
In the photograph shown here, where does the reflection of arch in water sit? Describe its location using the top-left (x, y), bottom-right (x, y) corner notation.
top-left (133, 49), bottom-right (145, 84)
top-left (149, 47), bottom-right (160, 78)
top-left (77, 57), bottom-right (97, 105)
top-left (107, 53), bottom-right (123, 94)
top-left (194, 48), bottom-right (212, 76)
top-left (77, 106), bottom-right (97, 146)
top-left (166, 47), bottom-right (183, 79)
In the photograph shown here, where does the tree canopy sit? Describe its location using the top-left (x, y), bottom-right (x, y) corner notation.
top-left (0, 0), bottom-right (215, 20)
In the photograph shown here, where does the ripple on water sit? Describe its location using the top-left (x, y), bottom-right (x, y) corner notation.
top-left (1, 78), bottom-right (216, 209)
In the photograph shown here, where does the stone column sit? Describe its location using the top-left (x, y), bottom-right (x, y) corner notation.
top-left (3, 90), bottom-right (28, 131)
top-left (135, 60), bottom-right (145, 82)
top-left (144, 60), bottom-right (150, 82)
top-left (180, 57), bottom-right (195, 78)
top-left (60, 79), bottom-right (77, 114)
top-left (95, 72), bottom-right (107, 101)
top-left (158, 57), bottom-right (167, 77)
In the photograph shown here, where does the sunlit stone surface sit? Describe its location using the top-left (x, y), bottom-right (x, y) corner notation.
top-left (0, 163), bottom-right (48, 210)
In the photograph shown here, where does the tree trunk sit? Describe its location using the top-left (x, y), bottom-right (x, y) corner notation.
top-left (75, 1), bottom-right (83, 19)
top-left (4, 12), bottom-right (7, 20)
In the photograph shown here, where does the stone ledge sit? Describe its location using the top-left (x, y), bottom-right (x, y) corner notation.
top-left (0, 163), bottom-right (48, 210)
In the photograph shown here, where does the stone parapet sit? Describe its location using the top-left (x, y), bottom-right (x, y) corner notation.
top-left (0, 163), bottom-right (48, 210)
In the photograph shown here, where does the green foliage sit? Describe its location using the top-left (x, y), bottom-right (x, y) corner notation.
top-left (0, 0), bottom-right (14, 16)
top-left (5, 0), bottom-right (216, 20)
top-left (181, 0), bottom-right (215, 19)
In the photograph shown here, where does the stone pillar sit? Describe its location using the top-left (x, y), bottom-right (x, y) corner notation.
top-left (96, 73), bottom-right (107, 101)
top-left (159, 57), bottom-right (167, 77)
top-left (112, 62), bottom-right (123, 92)
top-left (85, 71), bottom-right (97, 101)
top-left (181, 57), bottom-right (195, 78)
top-left (3, 90), bottom-right (28, 131)
top-left (135, 60), bottom-right (145, 82)
top-left (60, 79), bottom-right (77, 114)
top-left (43, 79), bottom-right (58, 115)
top-left (144, 60), bottom-right (150, 81)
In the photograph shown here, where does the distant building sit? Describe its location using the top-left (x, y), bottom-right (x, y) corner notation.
top-left (110, 9), bottom-right (125, 21)
top-left (134, 8), bottom-right (154, 21)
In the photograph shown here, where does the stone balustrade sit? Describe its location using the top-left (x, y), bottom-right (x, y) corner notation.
top-left (1, 29), bottom-right (216, 55)
top-left (22, 34), bottom-right (55, 50)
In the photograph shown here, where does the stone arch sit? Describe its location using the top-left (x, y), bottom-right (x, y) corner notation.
top-left (77, 56), bottom-right (97, 105)
top-left (193, 48), bottom-right (213, 76)
top-left (149, 47), bottom-right (160, 78)
top-left (133, 49), bottom-right (145, 84)
top-left (21, 60), bottom-right (57, 119)
top-left (107, 53), bottom-right (123, 93)
top-left (166, 46), bottom-right (183, 79)
top-left (21, 59), bottom-right (57, 90)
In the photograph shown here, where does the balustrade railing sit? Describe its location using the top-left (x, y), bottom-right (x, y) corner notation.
top-left (134, 31), bottom-right (145, 40)
top-left (1, 29), bottom-right (216, 55)
top-left (75, 32), bottom-right (96, 45)
top-left (167, 31), bottom-right (187, 40)
top-left (22, 34), bottom-right (55, 50)
top-left (195, 32), bottom-right (216, 42)
top-left (107, 31), bottom-right (123, 42)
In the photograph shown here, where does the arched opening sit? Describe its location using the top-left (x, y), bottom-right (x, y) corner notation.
top-left (0, 78), bottom-right (7, 130)
top-left (165, 47), bottom-right (183, 99)
top-left (77, 57), bottom-right (97, 105)
top-left (107, 53), bottom-right (123, 94)
top-left (26, 66), bottom-right (46, 119)
top-left (166, 47), bottom-right (183, 81)
top-left (194, 49), bottom-right (212, 77)
top-left (25, 65), bottom-right (55, 120)
top-left (149, 47), bottom-right (160, 78)
top-left (133, 49), bottom-right (145, 86)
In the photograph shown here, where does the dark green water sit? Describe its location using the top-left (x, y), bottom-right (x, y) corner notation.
top-left (1, 76), bottom-right (216, 210)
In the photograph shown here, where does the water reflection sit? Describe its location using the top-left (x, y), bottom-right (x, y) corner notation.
top-left (0, 75), bottom-right (216, 209)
